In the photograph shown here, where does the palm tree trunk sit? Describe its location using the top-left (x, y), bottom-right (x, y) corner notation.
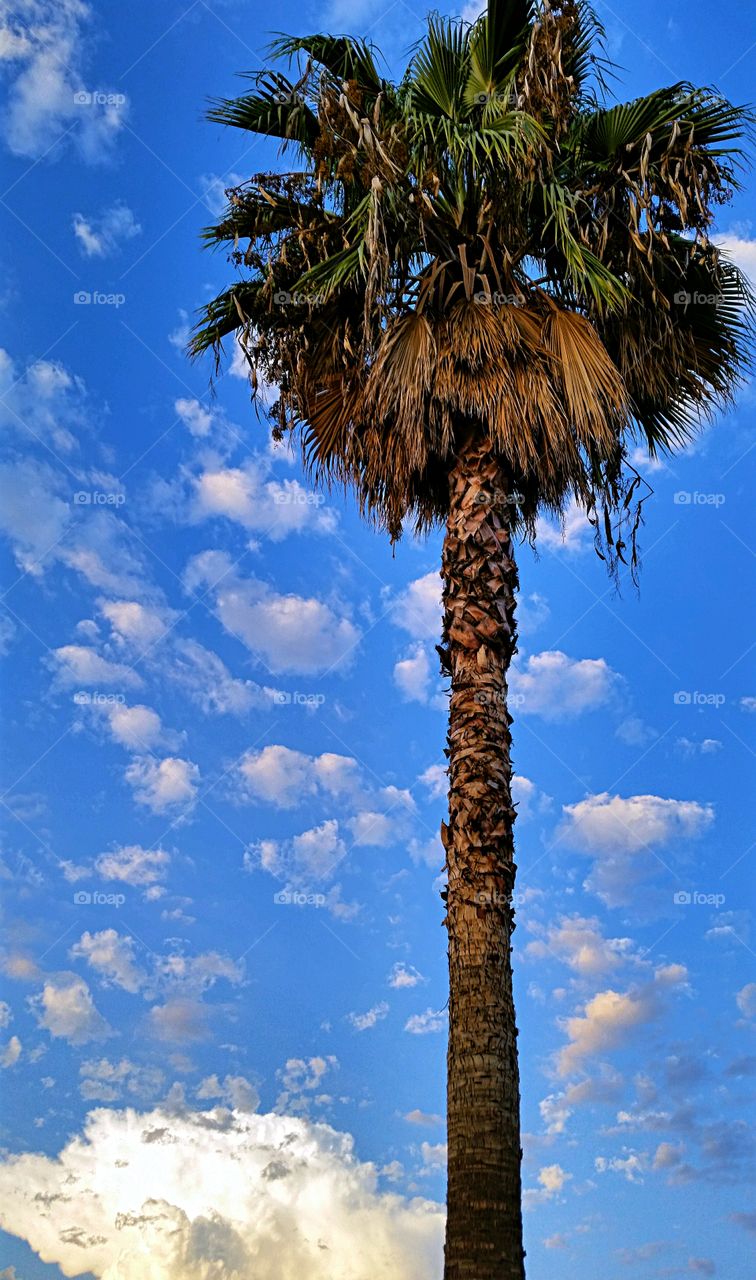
top-left (441, 434), bottom-right (525, 1280)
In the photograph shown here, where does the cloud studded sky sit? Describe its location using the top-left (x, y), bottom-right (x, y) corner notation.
top-left (0, 1), bottom-right (754, 1278)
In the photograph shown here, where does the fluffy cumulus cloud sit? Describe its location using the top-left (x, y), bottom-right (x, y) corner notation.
top-left (390, 572), bottom-right (442, 640)
top-left (556, 963), bottom-right (689, 1077)
top-left (29, 972), bottom-right (112, 1044)
top-left (70, 929), bottom-right (146, 994)
top-left (558, 792), bottom-right (715, 907)
top-left (50, 645), bottom-right (142, 689)
top-left (393, 643), bottom-right (435, 704)
top-left (236, 745), bottom-right (360, 809)
top-left (236, 746), bottom-right (414, 850)
top-left (510, 650), bottom-right (619, 719)
top-left (0, 1105), bottom-right (444, 1280)
top-left (0, 0), bottom-right (128, 159)
top-left (73, 202), bottom-right (141, 257)
top-left (525, 914), bottom-right (636, 976)
top-left (185, 552), bottom-right (361, 675)
top-left (245, 820), bottom-right (358, 918)
top-left (94, 844), bottom-right (171, 886)
top-left (191, 462), bottom-right (337, 539)
top-left (124, 756), bottom-right (200, 815)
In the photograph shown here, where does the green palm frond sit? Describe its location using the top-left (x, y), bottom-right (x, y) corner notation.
top-left (207, 71), bottom-right (318, 146)
top-left (270, 33), bottom-right (383, 91)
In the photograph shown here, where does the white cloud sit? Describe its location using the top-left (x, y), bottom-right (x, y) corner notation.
top-left (29, 972), bottom-right (112, 1044)
top-left (95, 701), bottom-right (169, 751)
top-left (736, 983), bottom-right (756, 1019)
top-left (79, 1057), bottom-right (164, 1102)
top-left (716, 231), bottom-right (756, 288)
top-left (556, 964), bottom-right (688, 1077)
top-left (124, 756), bottom-right (200, 815)
top-left (196, 1073), bottom-right (259, 1112)
top-left (536, 499), bottom-right (591, 552)
top-left (247, 818), bottom-right (347, 888)
top-left (517, 592), bottom-right (550, 635)
top-left (70, 930), bottom-right (146, 994)
top-left (72, 202), bottom-right (141, 257)
top-left (388, 963), bottom-right (426, 990)
top-left (169, 639), bottom-right (276, 716)
top-left (558, 792), bottom-right (714, 907)
top-left (675, 737), bottom-right (723, 758)
top-left (510, 650), bottom-right (619, 720)
top-left (404, 1109), bottom-right (442, 1127)
top-left (185, 553), bottom-right (360, 675)
top-left (0, 0), bottom-right (128, 160)
top-left (390, 572), bottom-right (441, 640)
top-left (594, 1151), bottom-right (648, 1183)
top-left (94, 844), bottom-right (171, 886)
top-left (348, 1002), bottom-right (389, 1031)
top-left (174, 397), bottom-right (214, 438)
top-left (0, 1104), bottom-right (445, 1279)
top-left (405, 1008), bottom-right (446, 1035)
top-left (99, 599), bottom-right (173, 652)
top-left (418, 764), bottom-right (447, 800)
top-left (236, 745), bottom-right (360, 809)
top-left (0, 1036), bottom-right (21, 1068)
top-left (526, 915), bottom-right (635, 976)
top-left (192, 462), bottom-right (337, 539)
top-left (0, 1002), bottom-right (11, 1028)
top-left (523, 1163), bottom-right (573, 1209)
top-left (49, 645), bottom-right (142, 689)
top-left (394, 644), bottom-right (435, 704)
top-left (512, 775), bottom-right (551, 822)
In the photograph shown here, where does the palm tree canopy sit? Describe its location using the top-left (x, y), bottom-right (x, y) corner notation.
top-left (191, 0), bottom-right (754, 566)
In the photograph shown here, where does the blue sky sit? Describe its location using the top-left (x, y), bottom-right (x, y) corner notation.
top-left (0, 1), bottom-right (754, 1277)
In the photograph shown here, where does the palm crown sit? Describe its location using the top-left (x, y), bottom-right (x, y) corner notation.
top-left (191, 0), bottom-right (753, 564)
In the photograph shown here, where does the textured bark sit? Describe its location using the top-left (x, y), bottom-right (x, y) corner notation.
top-left (442, 435), bottom-right (525, 1280)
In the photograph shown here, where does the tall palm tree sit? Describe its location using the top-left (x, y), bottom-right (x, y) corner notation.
top-left (190, 3), bottom-right (753, 1274)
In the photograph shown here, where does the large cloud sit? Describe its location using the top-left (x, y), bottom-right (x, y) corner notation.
top-left (558, 792), bottom-right (714, 907)
top-left (0, 0), bottom-right (128, 160)
top-left (185, 553), bottom-right (360, 675)
top-left (0, 1105), bottom-right (444, 1279)
top-left (509, 650), bottom-right (619, 719)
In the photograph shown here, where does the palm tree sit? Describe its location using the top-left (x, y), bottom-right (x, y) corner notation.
top-left (190, 3), bottom-right (753, 1274)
